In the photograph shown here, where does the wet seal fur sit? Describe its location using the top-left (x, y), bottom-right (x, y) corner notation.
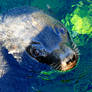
top-left (0, 7), bottom-right (79, 73)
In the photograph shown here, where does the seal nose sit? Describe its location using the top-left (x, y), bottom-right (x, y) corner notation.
top-left (60, 54), bottom-right (78, 71)
top-left (66, 55), bottom-right (76, 64)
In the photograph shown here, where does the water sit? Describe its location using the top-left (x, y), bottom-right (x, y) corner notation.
top-left (0, 0), bottom-right (92, 92)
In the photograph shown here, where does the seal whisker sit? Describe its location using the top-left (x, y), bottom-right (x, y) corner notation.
top-left (73, 45), bottom-right (77, 49)
top-left (72, 42), bottom-right (76, 47)
top-left (50, 63), bottom-right (55, 66)
top-left (75, 48), bottom-right (79, 51)
top-left (75, 49), bottom-right (80, 54)
top-left (51, 62), bottom-right (60, 69)
top-left (53, 63), bottom-right (59, 68)
top-left (55, 65), bottom-right (61, 70)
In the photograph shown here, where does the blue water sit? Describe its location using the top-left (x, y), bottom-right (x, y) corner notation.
top-left (0, 0), bottom-right (92, 92)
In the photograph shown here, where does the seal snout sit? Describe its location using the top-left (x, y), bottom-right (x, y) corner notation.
top-left (60, 54), bottom-right (78, 71)
top-left (54, 46), bottom-right (79, 71)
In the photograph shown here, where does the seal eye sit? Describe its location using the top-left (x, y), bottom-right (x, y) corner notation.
top-left (60, 28), bottom-right (65, 34)
top-left (26, 42), bottom-right (48, 59)
top-left (28, 46), bottom-right (42, 58)
top-left (32, 48), bottom-right (40, 57)
top-left (54, 26), bottom-right (65, 36)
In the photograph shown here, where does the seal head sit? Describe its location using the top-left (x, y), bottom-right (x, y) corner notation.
top-left (25, 20), bottom-right (79, 72)
top-left (1, 7), bottom-right (79, 72)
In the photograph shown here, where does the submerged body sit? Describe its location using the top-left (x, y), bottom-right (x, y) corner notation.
top-left (0, 7), bottom-right (78, 92)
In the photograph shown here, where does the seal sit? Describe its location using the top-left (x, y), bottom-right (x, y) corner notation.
top-left (0, 6), bottom-right (79, 72)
